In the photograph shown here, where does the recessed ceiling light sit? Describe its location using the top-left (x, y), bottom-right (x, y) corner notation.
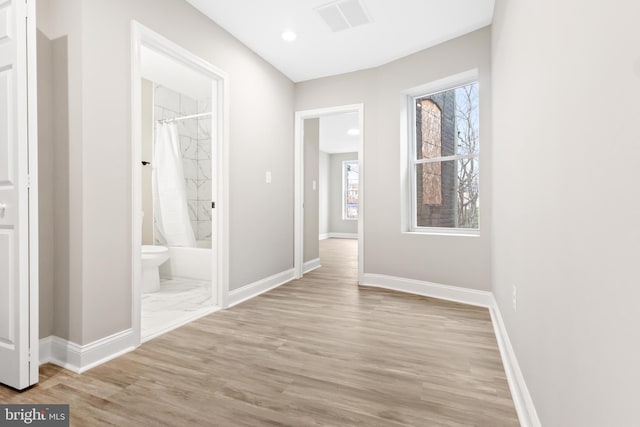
top-left (347, 128), bottom-right (360, 136)
top-left (281, 30), bottom-right (297, 42)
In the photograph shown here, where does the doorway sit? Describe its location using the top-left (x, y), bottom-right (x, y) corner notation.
top-left (294, 104), bottom-right (364, 282)
top-left (131, 22), bottom-right (229, 345)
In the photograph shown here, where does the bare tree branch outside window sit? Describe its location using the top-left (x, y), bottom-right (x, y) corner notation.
top-left (454, 84), bottom-right (479, 228)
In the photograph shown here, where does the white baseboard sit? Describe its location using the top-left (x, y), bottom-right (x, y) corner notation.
top-left (359, 273), bottom-right (493, 307)
top-left (328, 232), bottom-right (357, 239)
top-left (39, 328), bottom-right (136, 374)
top-left (489, 297), bottom-right (541, 427)
top-left (227, 268), bottom-right (295, 308)
top-left (319, 233), bottom-right (355, 240)
top-left (39, 336), bottom-right (53, 366)
top-left (303, 258), bottom-right (321, 274)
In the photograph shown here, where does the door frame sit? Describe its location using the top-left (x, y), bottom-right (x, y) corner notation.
top-left (294, 104), bottom-right (364, 282)
top-left (130, 22), bottom-right (230, 346)
top-left (25, 0), bottom-right (39, 386)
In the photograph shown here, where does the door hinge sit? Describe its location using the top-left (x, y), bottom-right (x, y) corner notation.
top-left (26, 174), bottom-right (31, 189)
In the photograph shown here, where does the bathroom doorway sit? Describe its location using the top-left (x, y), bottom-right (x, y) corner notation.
top-left (131, 23), bottom-right (229, 344)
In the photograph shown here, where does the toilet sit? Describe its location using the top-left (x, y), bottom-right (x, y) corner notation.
top-left (141, 245), bottom-right (170, 293)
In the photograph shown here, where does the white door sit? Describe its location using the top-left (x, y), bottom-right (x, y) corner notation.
top-left (0, 0), bottom-right (38, 390)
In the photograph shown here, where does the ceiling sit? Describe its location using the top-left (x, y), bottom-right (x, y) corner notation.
top-left (319, 112), bottom-right (359, 154)
top-left (186, 0), bottom-right (494, 82)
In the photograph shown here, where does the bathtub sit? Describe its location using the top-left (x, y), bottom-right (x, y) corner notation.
top-left (159, 240), bottom-right (212, 281)
top-left (195, 239), bottom-right (211, 249)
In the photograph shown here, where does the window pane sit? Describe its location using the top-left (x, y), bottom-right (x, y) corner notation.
top-left (454, 83), bottom-right (479, 156)
top-left (415, 82), bottom-right (479, 159)
top-left (416, 158), bottom-right (479, 229)
top-left (416, 99), bottom-right (442, 160)
top-left (344, 161), bottom-right (359, 220)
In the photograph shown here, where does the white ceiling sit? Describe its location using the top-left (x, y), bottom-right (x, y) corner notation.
top-left (319, 112), bottom-right (359, 154)
top-left (186, 0), bottom-right (494, 82)
top-left (141, 46), bottom-right (211, 100)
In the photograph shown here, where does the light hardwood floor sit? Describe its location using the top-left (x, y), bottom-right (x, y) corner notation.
top-left (1, 238), bottom-right (519, 426)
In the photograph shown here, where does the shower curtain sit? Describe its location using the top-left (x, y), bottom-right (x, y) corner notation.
top-left (153, 122), bottom-right (196, 247)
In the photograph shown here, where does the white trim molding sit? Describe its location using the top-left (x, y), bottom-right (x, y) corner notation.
top-left (489, 297), bottom-right (542, 427)
top-left (38, 337), bottom-right (53, 366)
top-left (328, 232), bottom-right (357, 240)
top-left (227, 269), bottom-right (295, 308)
top-left (294, 104), bottom-right (364, 282)
top-left (303, 258), bottom-right (321, 274)
top-left (130, 21), bottom-right (231, 344)
top-left (360, 273), bottom-right (493, 308)
top-left (319, 233), bottom-right (357, 240)
top-left (39, 329), bottom-right (136, 374)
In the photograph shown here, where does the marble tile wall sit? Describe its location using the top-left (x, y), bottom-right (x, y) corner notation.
top-left (154, 85), bottom-right (212, 244)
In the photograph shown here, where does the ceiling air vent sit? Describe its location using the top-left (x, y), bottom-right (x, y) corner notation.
top-left (316, 0), bottom-right (371, 33)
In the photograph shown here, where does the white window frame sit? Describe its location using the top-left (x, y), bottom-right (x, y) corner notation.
top-left (342, 160), bottom-right (359, 220)
top-left (406, 70), bottom-right (480, 235)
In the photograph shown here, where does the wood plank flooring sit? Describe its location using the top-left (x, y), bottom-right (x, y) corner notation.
top-left (1, 238), bottom-right (519, 426)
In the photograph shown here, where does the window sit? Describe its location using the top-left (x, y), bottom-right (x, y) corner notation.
top-left (343, 160), bottom-right (359, 220)
top-left (409, 80), bottom-right (479, 232)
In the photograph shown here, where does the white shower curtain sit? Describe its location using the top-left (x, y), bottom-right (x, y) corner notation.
top-left (153, 122), bottom-right (196, 247)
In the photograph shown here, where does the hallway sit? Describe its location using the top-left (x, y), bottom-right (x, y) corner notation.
top-left (1, 239), bottom-right (518, 426)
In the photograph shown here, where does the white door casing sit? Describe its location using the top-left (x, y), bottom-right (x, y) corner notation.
top-left (293, 104), bottom-right (364, 281)
top-left (0, 0), bottom-right (38, 390)
top-left (131, 22), bottom-right (230, 346)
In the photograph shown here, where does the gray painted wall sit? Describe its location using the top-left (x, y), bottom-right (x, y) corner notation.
top-left (36, 28), bottom-right (74, 341)
top-left (36, 30), bottom-right (54, 339)
top-left (492, 0), bottom-right (640, 425)
top-left (303, 118), bottom-right (319, 263)
top-left (37, 0), bottom-right (83, 345)
top-left (319, 151), bottom-right (329, 237)
top-left (329, 152), bottom-right (358, 235)
top-left (38, 0), bottom-right (295, 344)
top-left (295, 27), bottom-right (492, 290)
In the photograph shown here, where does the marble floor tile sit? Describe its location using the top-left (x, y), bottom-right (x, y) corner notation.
top-left (141, 278), bottom-right (214, 341)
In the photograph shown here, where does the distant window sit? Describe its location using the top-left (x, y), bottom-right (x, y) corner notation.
top-left (343, 160), bottom-right (359, 220)
top-left (409, 80), bottom-right (479, 231)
